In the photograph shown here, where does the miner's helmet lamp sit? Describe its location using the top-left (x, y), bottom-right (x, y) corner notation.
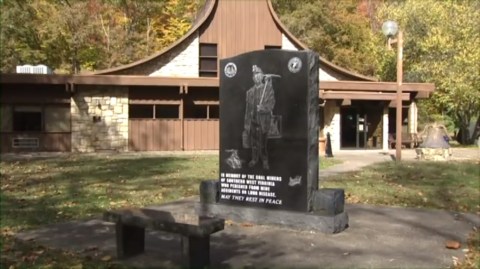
top-left (252, 65), bottom-right (263, 74)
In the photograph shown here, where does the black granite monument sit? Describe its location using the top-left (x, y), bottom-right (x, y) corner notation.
top-left (219, 49), bottom-right (318, 212)
top-left (198, 49), bottom-right (348, 233)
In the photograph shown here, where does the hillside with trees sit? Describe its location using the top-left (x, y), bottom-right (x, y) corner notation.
top-left (0, 0), bottom-right (203, 74)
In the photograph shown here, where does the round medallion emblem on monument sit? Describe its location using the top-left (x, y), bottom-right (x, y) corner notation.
top-left (224, 62), bottom-right (237, 78)
top-left (288, 57), bottom-right (302, 73)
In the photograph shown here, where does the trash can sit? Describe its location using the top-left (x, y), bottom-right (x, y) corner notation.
top-left (319, 137), bottom-right (326, 155)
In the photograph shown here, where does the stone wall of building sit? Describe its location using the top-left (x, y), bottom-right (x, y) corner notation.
top-left (281, 34), bottom-right (299, 51)
top-left (323, 100), bottom-right (341, 151)
top-left (71, 86), bottom-right (129, 152)
top-left (149, 33), bottom-right (199, 77)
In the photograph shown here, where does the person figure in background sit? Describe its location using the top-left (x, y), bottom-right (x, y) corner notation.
top-left (243, 65), bottom-right (276, 170)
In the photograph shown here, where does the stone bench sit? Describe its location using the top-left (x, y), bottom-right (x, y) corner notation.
top-left (103, 207), bottom-right (225, 268)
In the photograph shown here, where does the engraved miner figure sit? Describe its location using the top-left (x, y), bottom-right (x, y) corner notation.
top-left (243, 65), bottom-right (278, 170)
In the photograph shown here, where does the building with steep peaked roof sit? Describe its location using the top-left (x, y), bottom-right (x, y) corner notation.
top-left (0, 0), bottom-right (433, 153)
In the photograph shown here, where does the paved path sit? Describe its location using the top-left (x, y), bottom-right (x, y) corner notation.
top-left (320, 148), bottom-right (480, 178)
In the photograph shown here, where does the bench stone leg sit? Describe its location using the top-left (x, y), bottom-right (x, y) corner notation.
top-left (116, 222), bottom-right (145, 258)
top-left (181, 235), bottom-right (210, 269)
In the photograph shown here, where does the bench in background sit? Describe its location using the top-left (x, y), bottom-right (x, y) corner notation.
top-left (388, 133), bottom-right (421, 149)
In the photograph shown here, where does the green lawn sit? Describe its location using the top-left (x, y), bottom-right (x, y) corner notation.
top-left (1, 155), bottom-right (219, 231)
top-left (321, 160), bottom-right (480, 213)
top-left (1, 155), bottom-right (478, 268)
top-left (320, 156), bottom-right (342, 169)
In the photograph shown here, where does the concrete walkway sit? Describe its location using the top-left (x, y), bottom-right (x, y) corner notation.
top-left (320, 148), bottom-right (480, 178)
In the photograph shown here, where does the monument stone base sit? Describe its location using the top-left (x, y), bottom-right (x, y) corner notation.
top-left (415, 147), bottom-right (452, 161)
top-left (197, 180), bottom-right (349, 234)
top-left (195, 202), bottom-right (348, 234)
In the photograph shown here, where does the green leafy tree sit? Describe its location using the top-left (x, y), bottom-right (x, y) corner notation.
top-left (377, 0), bottom-right (480, 144)
top-left (272, 0), bottom-right (384, 77)
top-left (0, 0), bottom-right (202, 73)
top-left (0, 0), bottom-right (48, 72)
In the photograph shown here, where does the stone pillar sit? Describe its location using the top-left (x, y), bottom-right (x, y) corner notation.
top-left (323, 101), bottom-right (340, 152)
top-left (382, 106), bottom-right (389, 151)
top-left (408, 101), bottom-right (418, 134)
top-left (71, 86), bottom-right (129, 152)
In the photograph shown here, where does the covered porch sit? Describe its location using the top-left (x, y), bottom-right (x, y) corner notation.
top-left (320, 81), bottom-right (434, 151)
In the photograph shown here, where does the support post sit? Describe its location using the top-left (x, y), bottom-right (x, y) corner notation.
top-left (382, 106), bottom-right (389, 151)
top-left (180, 85), bottom-right (185, 151)
top-left (395, 30), bottom-right (403, 161)
top-left (115, 223), bottom-right (145, 258)
top-left (408, 101), bottom-right (417, 135)
top-left (181, 235), bottom-right (210, 269)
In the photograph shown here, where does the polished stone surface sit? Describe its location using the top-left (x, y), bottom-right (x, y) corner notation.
top-left (103, 208), bottom-right (224, 237)
top-left (104, 206), bottom-right (224, 268)
top-left (219, 49), bottom-right (319, 212)
top-left (196, 202), bottom-right (348, 234)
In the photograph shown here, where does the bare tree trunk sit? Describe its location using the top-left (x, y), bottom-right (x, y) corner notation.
top-left (99, 15), bottom-right (110, 52)
top-left (470, 115), bottom-right (480, 144)
top-left (72, 46), bottom-right (78, 74)
top-left (146, 17), bottom-right (152, 55)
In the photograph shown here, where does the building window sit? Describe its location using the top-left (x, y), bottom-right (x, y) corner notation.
top-left (185, 105), bottom-right (207, 119)
top-left (199, 43), bottom-right (218, 77)
top-left (129, 105), bottom-right (153, 118)
top-left (155, 105), bottom-right (179, 119)
top-left (5, 105), bottom-right (70, 133)
top-left (129, 104), bottom-right (180, 119)
top-left (209, 105), bottom-right (219, 119)
top-left (13, 106), bottom-right (42, 132)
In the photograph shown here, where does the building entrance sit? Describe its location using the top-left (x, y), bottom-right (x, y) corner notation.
top-left (340, 102), bottom-right (384, 149)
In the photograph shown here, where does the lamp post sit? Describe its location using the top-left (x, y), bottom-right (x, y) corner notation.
top-left (382, 20), bottom-right (403, 162)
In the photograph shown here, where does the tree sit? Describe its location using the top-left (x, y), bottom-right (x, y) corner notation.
top-left (0, 0), bottom-right (203, 73)
top-left (376, 0), bottom-right (480, 144)
top-left (272, 0), bottom-right (384, 77)
top-left (0, 0), bottom-right (48, 72)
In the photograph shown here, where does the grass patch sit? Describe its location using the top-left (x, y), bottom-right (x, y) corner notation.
top-left (320, 157), bottom-right (342, 169)
top-left (321, 160), bottom-right (480, 213)
top-left (449, 141), bottom-right (480, 148)
top-left (0, 155), bottom-right (219, 230)
top-left (1, 154), bottom-right (219, 269)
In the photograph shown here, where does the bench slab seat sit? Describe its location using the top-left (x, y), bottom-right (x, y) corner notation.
top-left (103, 207), bottom-right (224, 268)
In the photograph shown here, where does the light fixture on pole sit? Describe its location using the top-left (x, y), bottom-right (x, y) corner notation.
top-left (382, 20), bottom-right (403, 162)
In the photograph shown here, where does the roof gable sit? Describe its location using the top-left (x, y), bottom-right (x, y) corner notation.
top-left (93, 0), bottom-right (375, 81)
